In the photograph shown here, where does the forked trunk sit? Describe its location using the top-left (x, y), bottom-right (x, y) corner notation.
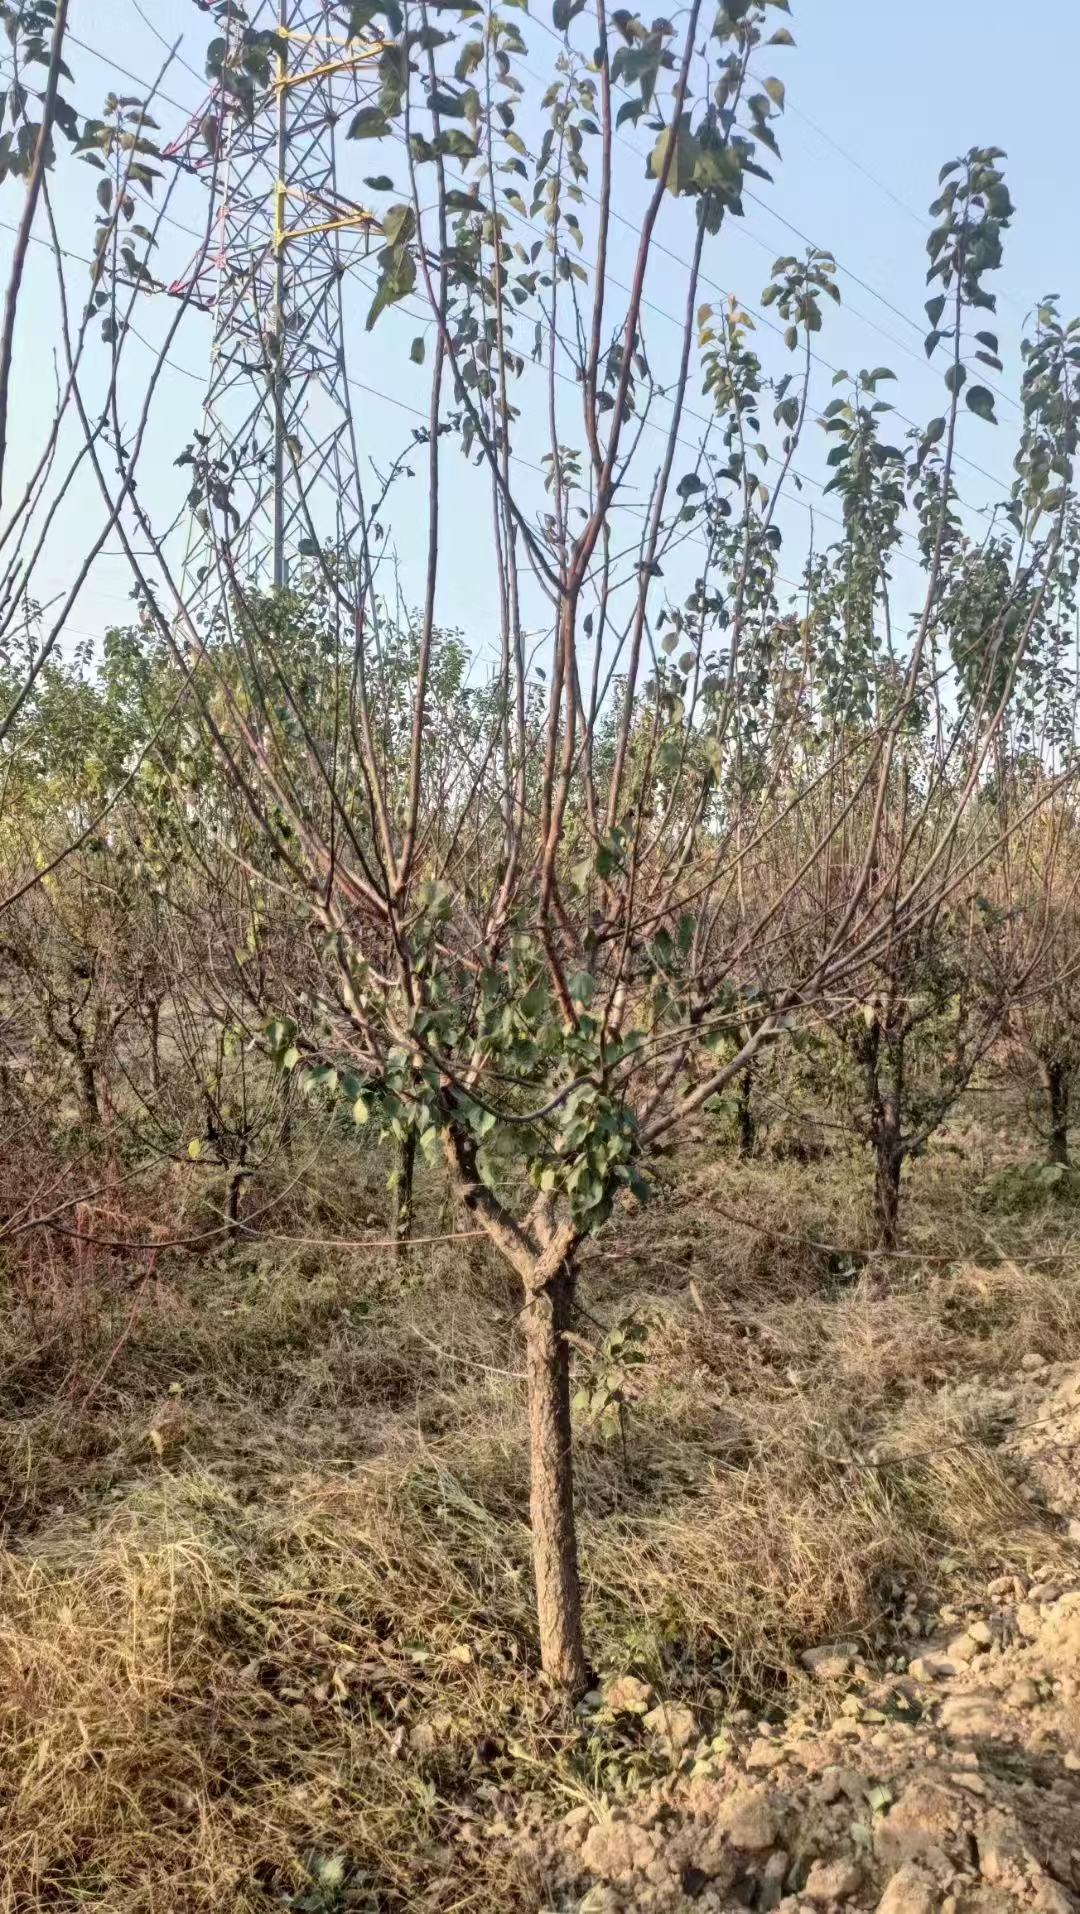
top-left (1041, 1058), bottom-right (1070, 1167)
top-left (443, 1128), bottom-right (587, 1693)
top-left (521, 1255), bottom-right (587, 1696)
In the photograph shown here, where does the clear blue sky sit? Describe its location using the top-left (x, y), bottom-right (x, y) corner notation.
top-left (4, 0), bottom-right (1080, 654)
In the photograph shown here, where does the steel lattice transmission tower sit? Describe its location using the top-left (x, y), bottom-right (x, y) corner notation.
top-left (167, 2), bottom-right (384, 601)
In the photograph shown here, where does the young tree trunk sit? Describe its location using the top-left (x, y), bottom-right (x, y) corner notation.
top-left (443, 1129), bottom-right (587, 1692)
top-left (521, 1255), bottom-right (587, 1696)
top-left (438, 1168), bottom-right (456, 1236)
top-left (874, 1130), bottom-right (904, 1249)
top-left (391, 1127), bottom-right (417, 1258)
top-left (78, 1055), bottom-right (100, 1130)
top-left (227, 1143), bottom-right (248, 1240)
top-left (863, 1023), bottom-right (905, 1250)
top-left (736, 1061), bottom-right (755, 1160)
top-left (1041, 1058), bottom-right (1070, 1167)
top-left (147, 997), bottom-right (162, 1092)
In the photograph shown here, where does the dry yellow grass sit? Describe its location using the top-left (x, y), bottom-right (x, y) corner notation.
top-left (2, 1127), bottom-right (1079, 1909)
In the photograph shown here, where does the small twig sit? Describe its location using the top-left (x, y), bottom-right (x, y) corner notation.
top-left (405, 1323), bottom-right (525, 1381)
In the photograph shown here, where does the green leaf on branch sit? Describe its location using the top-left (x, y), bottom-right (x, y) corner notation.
top-left (426, 86), bottom-right (466, 117)
top-left (350, 0), bottom-right (403, 33)
top-left (965, 384), bottom-right (996, 422)
top-left (381, 202), bottom-right (415, 246)
top-left (455, 39), bottom-right (484, 79)
top-left (365, 262), bottom-right (414, 327)
top-left (647, 116), bottom-right (700, 196)
top-left (366, 204), bottom-right (416, 331)
top-left (348, 107), bottom-right (390, 139)
top-left (434, 128), bottom-right (478, 159)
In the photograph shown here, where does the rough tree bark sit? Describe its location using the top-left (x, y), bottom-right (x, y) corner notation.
top-left (520, 1253), bottom-right (587, 1695)
top-left (863, 1023), bottom-right (906, 1250)
top-left (873, 1126), bottom-right (905, 1250)
top-left (391, 1127), bottom-right (417, 1259)
top-left (1041, 1057), bottom-right (1070, 1167)
top-left (77, 1054), bottom-right (100, 1130)
top-left (227, 1142), bottom-right (249, 1239)
top-left (147, 997), bottom-right (162, 1092)
top-left (736, 1062), bottom-right (755, 1160)
top-left (445, 1127), bottom-right (587, 1693)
